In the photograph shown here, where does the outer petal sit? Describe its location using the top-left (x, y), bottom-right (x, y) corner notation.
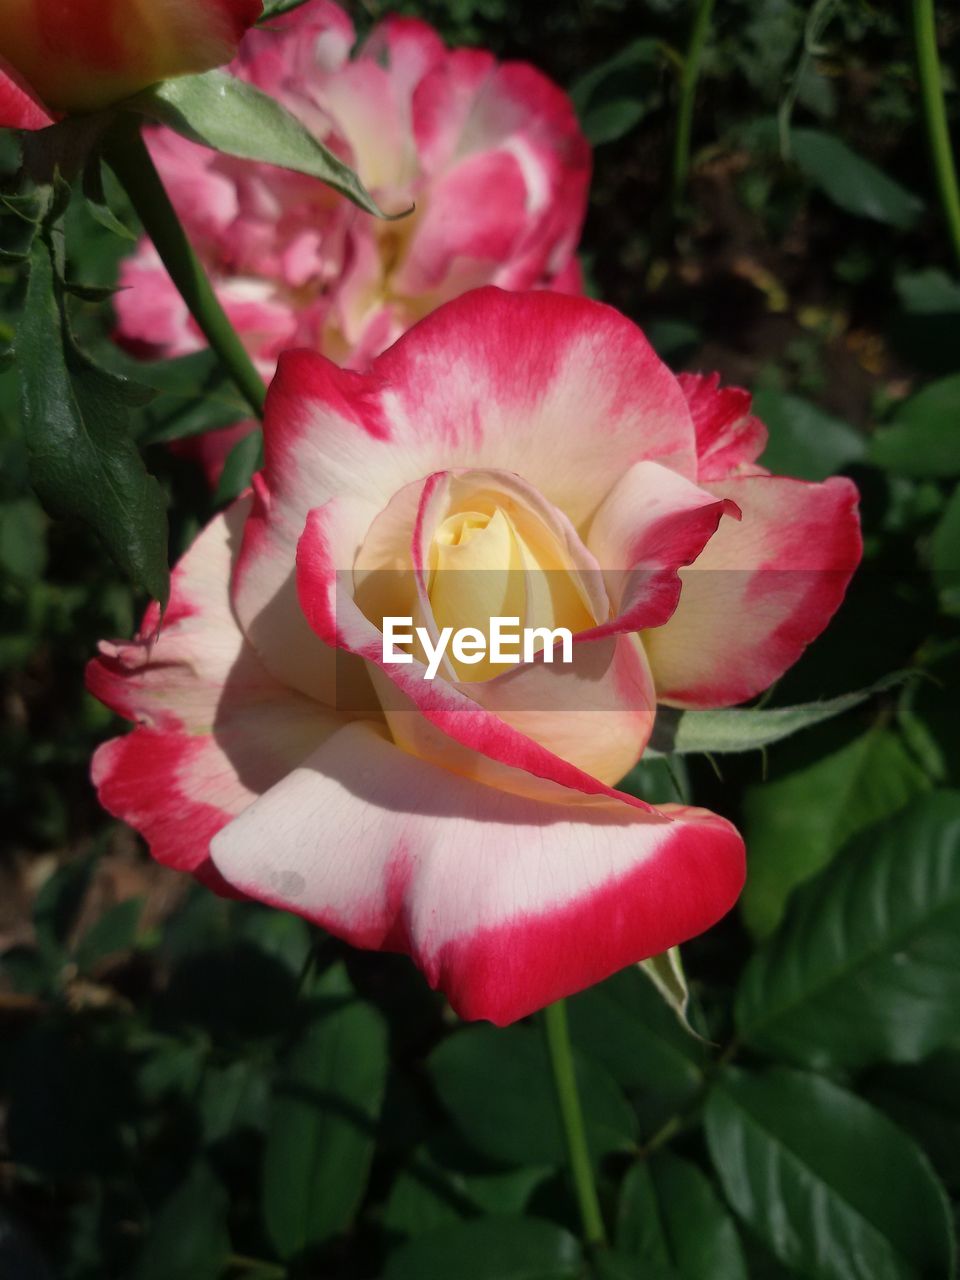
top-left (234, 290), bottom-right (697, 699)
top-left (209, 721), bottom-right (745, 1024)
top-left (87, 498), bottom-right (339, 887)
top-left (370, 289), bottom-right (696, 518)
top-left (0, 64), bottom-right (55, 129)
top-left (644, 474), bottom-right (862, 707)
top-left (679, 371), bottom-right (767, 481)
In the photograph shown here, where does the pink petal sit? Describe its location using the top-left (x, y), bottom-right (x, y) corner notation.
top-left (679, 371), bottom-right (768, 481)
top-left (238, 0), bottom-right (354, 94)
top-left (209, 721), bottom-right (745, 1024)
top-left (392, 150), bottom-right (530, 296)
top-left (0, 64), bottom-right (54, 129)
top-left (88, 498), bottom-right (339, 887)
top-left (359, 15), bottom-right (446, 107)
top-left (585, 460), bottom-right (739, 638)
top-left (645, 474), bottom-right (862, 707)
top-left (366, 288), bottom-right (699, 522)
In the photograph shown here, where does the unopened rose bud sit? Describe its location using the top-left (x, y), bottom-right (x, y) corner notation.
top-left (0, 0), bottom-right (263, 119)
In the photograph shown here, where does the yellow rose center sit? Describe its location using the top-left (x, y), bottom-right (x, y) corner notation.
top-left (425, 498), bottom-right (595, 682)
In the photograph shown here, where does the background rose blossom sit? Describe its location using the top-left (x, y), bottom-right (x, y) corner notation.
top-left (88, 288), bottom-right (861, 1025)
top-left (115, 0), bottom-right (591, 479)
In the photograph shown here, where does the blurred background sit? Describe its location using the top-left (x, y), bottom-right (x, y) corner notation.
top-left (1, 1), bottom-right (959, 1277)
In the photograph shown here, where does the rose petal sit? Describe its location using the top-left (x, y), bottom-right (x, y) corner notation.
top-left (209, 720), bottom-right (745, 1024)
top-left (644, 473), bottom-right (862, 707)
top-left (680, 371), bottom-right (768, 481)
top-left (88, 498), bottom-right (339, 887)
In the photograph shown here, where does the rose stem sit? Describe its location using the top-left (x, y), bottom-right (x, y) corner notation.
top-left (542, 998), bottom-right (607, 1249)
top-left (672, 0), bottom-right (715, 209)
top-left (912, 0), bottom-right (960, 272)
top-left (105, 122), bottom-right (268, 419)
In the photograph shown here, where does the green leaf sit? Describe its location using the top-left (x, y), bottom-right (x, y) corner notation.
top-left (32, 855), bottom-right (95, 961)
top-left (427, 1024), bottom-right (636, 1167)
top-left (110, 348), bottom-right (249, 445)
top-left (133, 1163), bottom-right (231, 1280)
top-left (0, 195), bottom-right (41, 262)
top-left (617, 1152), bottom-right (747, 1280)
top-left (650, 675), bottom-right (904, 759)
top-left (259, 0), bottom-right (315, 17)
top-left (897, 643), bottom-right (960, 784)
top-left (0, 498), bottom-right (47, 581)
top-left (580, 100), bottom-right (649, 146)
top-left (617, 755), bottom-right (690, 804)
top-left (867, 1052), bottom-right (960, 1193)
top-left (571, 39), bottom-right (664, 146)
top-left (81, 156), bottom-right (136, 241)
top-left (705, 1068), bottom-right (955, 1280)
top-left (566, 967), bottom-right (707, 1132)
top-left (895, 268), bottom-right (960, 315)
top-left (19, 233), bottom-right (169, 605)
top-left (594, 1252), bottom-right (674, 1280)
top-left (134, 71), bottom-right (407, 220)
top-left (740, 726), bottom-right (930, 938)
top-left (753, 389), bottom-right (865, 481)
top-left (235, 905), bottom-right (313, 979)
top-left (646, 319), bottom-right (702, 361)
top-left (930, 481), bottom-right (960, 611)
top-left (870, 374), bottom-right (960, 477)
top-left (74, 897), bottom-right (142, 972)
top-left (790, 128), bottom-right (924, 229)
top-left (382, 1154), bottom-right (472, 1239)
top-left (383, 1216), bottom-right (582, 1280)
top-left (737, 792), bottom-right (960, 1070)
top-left (639, 947), bottom-right (690, 1024)
top-left (134, 1037), bottom-right (205, 1106)
top-left (198, 1059), bottom-right (270, 1145)
top-left (261, 963), bottom-right (388, 1258)
top-left (383, 1146), bottom-right (548, 1239)
top-left (214, 427), bottom-right (262, 505)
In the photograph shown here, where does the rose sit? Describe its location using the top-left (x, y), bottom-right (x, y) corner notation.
top-left (112, 0), bottom-right (590, 482)
top-left (0, 0), bottom-right (263, 126)
top-left (88, 288), bottom-right (862, 1025)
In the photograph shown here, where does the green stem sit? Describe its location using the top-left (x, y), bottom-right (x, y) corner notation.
top-left (542, 1000), bottom-right (607, 1249)
top-left (913, 0), bottom-right (960, 272)
top-left (672, 0), bottom-right (715, 207)
top-left (105, 124), bottom-right (268, 418)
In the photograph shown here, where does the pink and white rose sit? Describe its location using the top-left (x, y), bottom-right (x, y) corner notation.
top-left (114, 0), bottom-right (591, 478)
top-left (88, 288), bottom-right (862, 1025)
